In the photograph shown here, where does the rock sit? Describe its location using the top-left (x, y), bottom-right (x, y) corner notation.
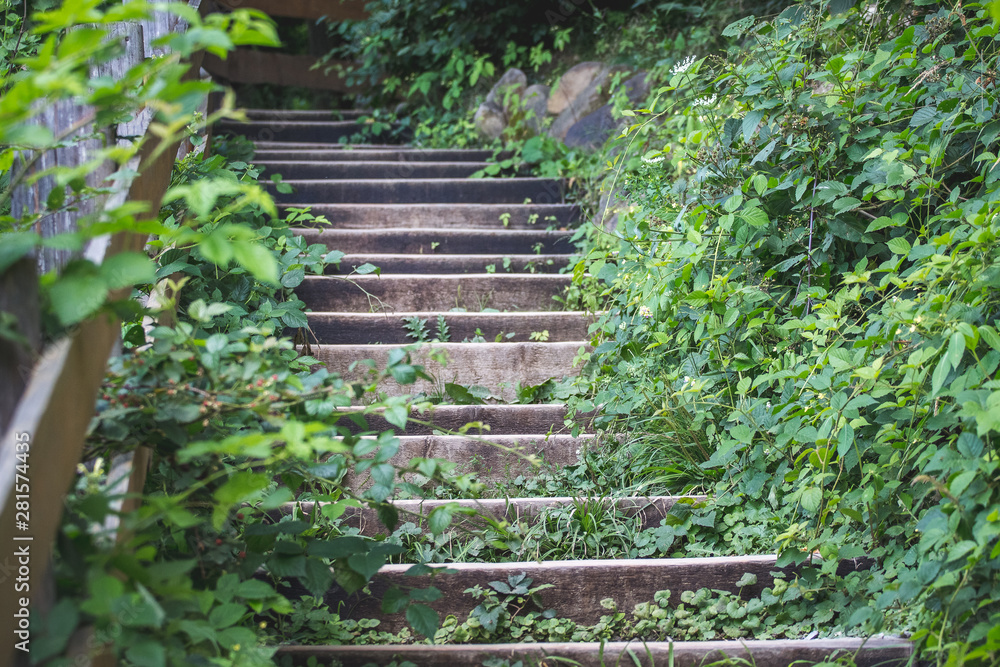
top-left (474, 101), bottom-right (506, 140)
top-left (548, 62), bottom-right (604, 115)
top-left (557, 72), bottom-right (653, 150)
top-left (563, 103), bottom-right (623, 151)
top-left (520, 84), bottom-right (550, 135)
top-left (548, 65), bottom-right (628, 140)
top-left (485, 68), bottom-right (527, 109)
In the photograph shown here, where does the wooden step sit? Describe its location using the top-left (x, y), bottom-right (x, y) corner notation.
top-left (275, 639), bottom-right (914, 667)
top-left (242, 109), bottom-right (370, 121)
top-left (253, 141), bottom-right (406, 150)
top-left (255, 148), bottom-right (498, 162)
top-left (297, 228), bottom-right (573, 255)
top-left (296, 274), bottom-right (570, 312)
top-left (308, 311), bottom-right (592, 344)
top-left (340, 433), bottom-right (593, 489)
top-left (316, 342), bottom-right (587, 400)
top-left (284, 556), bottom-right (794, 631)
top-left (330, 253), bottom-right (570, 275)
top-left (284, 203), bottom-right (579, 229)
top-left (218, 119), bottom-right (375, 143)
top-left (271, 177), bottom-right (564, 204)
top-left (258, 160), bottom-right (493, 179)
top-left (338, 403), bottom-right (587, 436)
top-left (283, 496), bottom-right (695, 536)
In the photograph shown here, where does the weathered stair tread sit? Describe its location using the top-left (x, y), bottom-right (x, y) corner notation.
top-left (275, 639), bottom-right (914, 667)
top-left (331, 253), bottom-right (570, 275)
top-left (282, 202), bottom-right (579, 228)
top-left (271, 177), bottom-right (564, 204)
top-left (255, 148), bottom-right (499, 162)
top-left (308, 311), bottom-right (593, 344)
top-left (316, 342), bottom-right (587, 400)
top-left (243, 109), bottom-right (370, 120)
top-left (288, 556), bottom-right (793, 630)
top-left (218, 120), bottom-right (381, 143)
top-left (296, 274), bottom-right (570, 312)
top-left (286, 496), bottom-right (699, 536)
top-left (257, 160), bottom-right (493, 179)
top-left (297, 228), bottom-right (573, 255)
top-left (340, 403), bottom-right (588, 435)
top-left (253, 141), bottom-right (406, 150)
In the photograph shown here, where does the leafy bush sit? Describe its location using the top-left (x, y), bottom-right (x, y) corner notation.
top-left (577, 1), bottom-right (1000, 662)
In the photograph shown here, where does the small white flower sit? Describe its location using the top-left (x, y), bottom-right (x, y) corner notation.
top-left (683, 376), bottom-right (691, 384)
top-left (672, 55), bottom-right (696, 75)
top-left (641, 156), bottom-right (665, 164)
top-left (639, 305), bottom-right (652, 318)
top-left (619, 322), bottom-right (627, 330)
top-left (692, 94), bottom-right (717, 108)
top-left (766, 402), bottom-right (772, 409)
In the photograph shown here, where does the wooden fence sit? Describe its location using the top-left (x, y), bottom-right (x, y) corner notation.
top-left (0, 3), bottom-right (206, 664)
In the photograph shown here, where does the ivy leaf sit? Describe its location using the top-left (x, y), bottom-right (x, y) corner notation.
top-left (406, 603), bottom-right (439, 639)
top-left (47, 263), bottom-right (109, 326)
top-left (427, 505), bottom-right (455, 535)
top-left (800, 486), bottom-right (822, 513)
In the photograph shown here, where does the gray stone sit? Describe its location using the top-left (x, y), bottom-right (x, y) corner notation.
top-left (474, 101), bottom-right (506, 140)
top-left (548, 61), bottom-right (604, 115)
top-left (520, 84), bottom-right (550, 135)
top-left (563, 103), bottom-right (622, 152)
top-left (548, 65), bottom-right (623, 140)
top-left (558, 72), bottom-right (653, 150)
top-left (485, 67), bottom-right (527, 109)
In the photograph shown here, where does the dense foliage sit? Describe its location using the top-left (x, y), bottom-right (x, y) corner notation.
top-left (574, 1), bottom-right (1000, 663)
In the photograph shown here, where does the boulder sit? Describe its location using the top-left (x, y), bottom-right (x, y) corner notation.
top-left (474, 101), bottom-right (506, 140)
top-left (563, 103), bottom-right (622, 152)
top-left (548, 61), bottom-right (604, 115)
top-left (548, 65), bottom-right (630, 140)
top-left (485, 68), bottom-right (527, 109)
top-left (557, 72), bottom-right (653, 150)
top-left (520, 84), bottom-right (550, 135)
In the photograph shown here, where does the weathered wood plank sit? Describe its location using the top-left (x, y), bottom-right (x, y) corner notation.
top-left (276, 639), bottom-right (914, 667)
top-left (287, 556), bottom-right (795, 631)
top-left (283, 496), bottom-right (699, 536)
top-left (202, 50), bottom-right (363, 92)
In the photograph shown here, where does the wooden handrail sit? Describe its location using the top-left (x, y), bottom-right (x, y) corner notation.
top-left (0, 3), bottom-right (204, 664)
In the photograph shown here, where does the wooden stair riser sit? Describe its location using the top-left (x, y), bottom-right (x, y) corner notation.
top-left (328, 253), bottom-right (570, 275)
top-left (341, 434), bottom-right (593, 491)
top-left (307, 311), bottom-right (593, 344)
top-left (296, 228), bottom-right (573, 255)
top-left (275, 639), bottom-right (914, 667)
top-left (283, 495), bottom-right (695, 536)
top-left (315, 342), bottom-right (587, 400)
top-left (218, 120), bottom-right (384, 143)
top-left (243, 109), bottom-right (370, 121)
top-left (283, 556), bottom-right (793, 631)
top-left (281, 203), bottom-right (579, 229)
top-left (270, 178), bottom-right (564, 205)
top-left (255, 148), bottom-right (500, 162)
top-left (340, 404), bottom-right (588, 436)
top-left (258, 160), bottom-right (497, 179)
top-left (296, 275), bottom-right (570, 312)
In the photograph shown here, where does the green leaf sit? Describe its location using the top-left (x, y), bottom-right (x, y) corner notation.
top-left (947, 331), bottom-right (966, 370)
top-left (800, 487), bottom-right (822, 513)
top-left (931, 354), bottom-right (952, 397)
top-left (887, 237), bottom-right (911, 256)
top-left (742, 109), bottom-right (765, 143)
top-left (427, 505), bottom-right (454, 535)
top-left (208, 602), bottom-right (246, 629)
top-left (232, 240), bottom-right (279, 284)
top-left (0, 232), bottom-right (40, 275)
top-left (48, 266), bottom-right (109, 326)
top-left (405, 603), bottom-right (439, 639)
top-left (347, 551), bottom-right (386, 581)
top-left (99, 252), bottom-right (156, 289)
top-left (124, 640), bottom-right (166, 667)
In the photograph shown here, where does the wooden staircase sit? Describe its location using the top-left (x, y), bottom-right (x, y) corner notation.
top-left (225, 109), bottom-right (913, 667)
